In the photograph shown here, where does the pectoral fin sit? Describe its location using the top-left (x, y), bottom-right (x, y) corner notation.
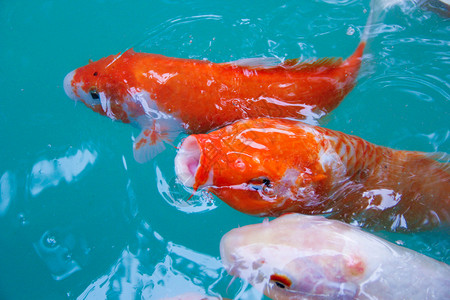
top-left (133, 121), bottom-right (180, 163)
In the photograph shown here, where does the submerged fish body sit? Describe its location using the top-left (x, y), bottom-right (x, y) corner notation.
top-left (220, 213), bottom-right (450, 300)
top-left (174, 118), bottom-right (450, 231)
top-left (63, 42), bottom-right (365, 163)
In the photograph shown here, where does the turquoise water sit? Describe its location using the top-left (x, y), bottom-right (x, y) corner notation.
top-left (0, 0), bottom-right (449, 299)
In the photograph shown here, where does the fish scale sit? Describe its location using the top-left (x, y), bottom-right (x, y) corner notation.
top-left (314, 125), bottom-right (387, 176)
top-left (307, 124), bottom-right (449, 230)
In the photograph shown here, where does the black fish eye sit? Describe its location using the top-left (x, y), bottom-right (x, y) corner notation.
top-left (248, 177), bottom-right (272, 191)
top-left (249, 177), bottom-right (271, 185)
top-left (89, 89), bottom-right (100, 100)
top-left (274, 281), bottom-right (286, 289)
top-left (93, 72), bottom-right (98, 76)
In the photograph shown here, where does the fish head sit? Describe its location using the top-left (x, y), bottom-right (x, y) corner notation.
top-left (63, 49), bottom-right (142, 123)
top-left (220, 214), bottom-right (366, 299)
top-left (175, 118), bottom-right (332, 216)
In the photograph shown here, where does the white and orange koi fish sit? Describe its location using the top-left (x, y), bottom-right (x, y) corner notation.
top-left (220, 213), bottom-right (450, 299)
top-left (175, 118), bottom-right (449, 231)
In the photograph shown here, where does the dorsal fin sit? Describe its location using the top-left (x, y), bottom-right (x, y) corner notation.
top-left (280, 57), bottom-right (343, 71)
top-left (222, 56), bottom-right (343, 72)
top-left (423, 151), bottom-right (450, 173)
top-left (222, 57), bottom-right (283, 68)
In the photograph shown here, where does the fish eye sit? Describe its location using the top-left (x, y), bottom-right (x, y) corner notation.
top-left (249, 177), bottom-right (271, 186)
top-left (93, 72), bottom-right (98, 76)
top-left (270, 274), bottom-right (292, 289)
top-left (89, 88), bottom-right (100, 100)
top-left (248, 177), bottom-right (274, 195)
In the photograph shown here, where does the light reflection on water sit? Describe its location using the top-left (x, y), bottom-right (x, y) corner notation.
top-left (29, 148), bottom-right (97, 197)
top-left (0, 171), bottom-right (15, 217)
top-left (77, 219), bottom-right (259, 300)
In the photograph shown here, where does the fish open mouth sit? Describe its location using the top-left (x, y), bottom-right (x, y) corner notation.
top-left (175, 136), bottom-right (202, 188)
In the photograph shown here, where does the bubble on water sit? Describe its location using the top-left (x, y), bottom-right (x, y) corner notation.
top-left (17, 213), bottom-right (29, 226)
top-left (64, 253), bottom-right (73, 262)
top-left (44, 234), bottom-right (58, 248)
top-left (346, 26), bottom-right (355, 36)
top-left (33, 230), bottom-right (82, 280)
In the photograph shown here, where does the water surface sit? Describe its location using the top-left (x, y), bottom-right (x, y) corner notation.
top-left (0, 0), bottom-right (448, 299)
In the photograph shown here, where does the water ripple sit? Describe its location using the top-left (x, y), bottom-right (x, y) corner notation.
top-left (135, 14), bottom-right (225, 60)
top-left (78, 229), bottom-right (236, 299)
top-left (373, 73), bottom-right (450, 101)
top-left (321, 0), bottom-right (359, 5)
top-left (33, 231), bottom-right (83, 281)
top-left (382, 36), bottom-right (450, 47)
top-left (155, 166), bottom-right (218, 214)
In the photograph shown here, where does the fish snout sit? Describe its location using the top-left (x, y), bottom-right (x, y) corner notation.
top-left (219, 231), bottom-right (241, 274)
top-left (175, 136), bottom-right (202, 188)
top-left (63, 70), bottom-right (77, 101)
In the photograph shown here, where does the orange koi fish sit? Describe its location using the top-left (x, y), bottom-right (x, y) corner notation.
top-left (63, 43), bottom-right (364, 163)
top-left (175, 118), bottom-right (449, 231)
top-left (221, 213), bottom-right (450, 299)
top-left (63, 9), bottom-right (384, 164)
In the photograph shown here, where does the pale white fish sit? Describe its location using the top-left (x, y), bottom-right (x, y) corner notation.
top-left (220, 213), bottom-right (450, 300)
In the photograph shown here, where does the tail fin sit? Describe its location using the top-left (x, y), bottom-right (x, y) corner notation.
top-left (361, 0), bottom-right (407, 42)
top-left (344, 0), bottom-right (406, 66)
top-left (423, 151), bottom-right (450, 173)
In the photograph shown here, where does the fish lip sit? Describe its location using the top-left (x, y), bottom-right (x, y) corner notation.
top-left (63, 70), bottom-right (77, 101)
top-left (175, 136), bottom-right (202, 188)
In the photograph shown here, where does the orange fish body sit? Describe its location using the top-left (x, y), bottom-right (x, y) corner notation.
top-left (174, 118), bottom-right (450, 231)
top-left (131, 43), bottom-right (365, 133)
top-left (64, 42), bottom-right (365, 163)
